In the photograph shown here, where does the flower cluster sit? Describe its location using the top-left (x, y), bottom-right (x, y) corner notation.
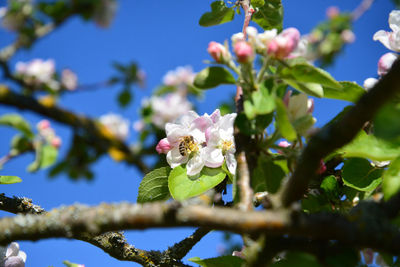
top-left (0, 242), bottom-right (27, 267)
top-left (156, 109), bottom-right (237, 176)
top-left (15, 59), bottom-right (78, 91)
top-left (162, 66), bottom-right (196, 90)
top-left (208, 26), bottom-right (302, 65)
top-left (365, 10), bottom-right (400, 89)
top-left (148, 93), bottom-right (192, 129)
top-left (99, 113), bottom-right (130, 140)
top-left (37, 120), bottom-right (62, 148)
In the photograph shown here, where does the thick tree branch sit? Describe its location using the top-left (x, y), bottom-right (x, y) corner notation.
top-left (0, 194), bottom-right (162, 266)
top-left (281, 59), bottom-right (400, 207)
top-left (0, 86), bottom-right (148, 173)
top-left (1, 201), bottom-right (400, 255)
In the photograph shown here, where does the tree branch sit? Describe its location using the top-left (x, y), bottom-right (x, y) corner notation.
top-left (281, 59), bottom-right (400, 207)
top-left (0, 194), bottom-right (45, 215)
top-left (0, 86), bottom-right (149, 173)
top-left (1, 201), bottom-right (400, 255)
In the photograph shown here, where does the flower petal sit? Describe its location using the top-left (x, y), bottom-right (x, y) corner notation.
top-left (226, 152), bottom-right (237, 175)
top-left (204, 147), bottom-right (224, 168)
top-left (167, 147), bottom-right (188, 168)
top-left (373, 30), bottom-right (392, 50)
top-left (187, 153), bottom-right (205, 176)
top-left (389, 10), bottom-right (400, 32)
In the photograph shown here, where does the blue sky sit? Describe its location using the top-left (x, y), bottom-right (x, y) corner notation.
top-left (0, 0), bottom-right (396, 266)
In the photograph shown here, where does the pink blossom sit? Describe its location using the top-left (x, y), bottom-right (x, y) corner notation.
top-left (277, 140), bottom-right (291, 154)
top-left (156, 138), bottom-right (172, 154)
top-left (207, 41), bottom-right (229, 63)
top-left (51, 137), bottom-right (62, 148)
top-left (37, 120), bottom-right (50, 131)
top-left (318, 160), bottom-right (327, 174)
top-left (234, 41), bottom-right (254, 63)
top-left (267, 28), bottom-right (300, 59)
top-left (326, 6), bottom-right (339, 19)
top-left (378, 52), bottom-right (398, 76)
top-left (61, 69), bottom-right (78, 91)
top-left (341, 29), bottom-right (355, 44)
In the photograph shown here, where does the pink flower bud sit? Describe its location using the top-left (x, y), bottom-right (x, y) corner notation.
top-left (234, 41), bottom-right (254, 63)
top-left (317, 159), bottom-right (326, 174)
top-left (326, 6), bottom-right (339, 19)
top-left (156, 138), bottom-right (172, 154)
top-left (37, 120), bottom-right (50, 131)
top-left (277, 140), bottom-right (291, 154)
top-left (51, 137), bottom-right (62, 148)
top-left (307, 98), bottom-right (314, 114)
top-left (208, 41), bottom-right (227, 63)
top-left (267, 28), bottom-right (300, 59)
top-left (378, 52), bottom-right (398, 76)
top-left (341, 29), bottom-right (355, 44)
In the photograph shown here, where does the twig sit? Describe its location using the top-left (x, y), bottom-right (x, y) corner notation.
top-left (280, 59), bottom-right (400, 207)
top-left (0, 87), bottom-right (149, 173)
top-left (0, 194), bottom-right (45, 215)
top-left (162, 227), bottom-right (210, 261)
top-left (352, 0), bottom-right (375, 21)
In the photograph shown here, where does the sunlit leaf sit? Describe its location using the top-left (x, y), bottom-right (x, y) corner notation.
top-left (0, 176), bottom-right (22, 184)
top-left (323, 81), bottom-right (365, 103)
top-left (189, 256), bottom-right (244, 267)
top-left (137, 167), bottom-right (171, 203)
top-left (252, 0), bottom-right (283, 31)
top-left (199, 1), bottom-right (235, 27)
top-left (194, 67), bottom-right (236, 89)
top-left (383, 157), bottom-right (400, 200)
top-left (168, 165), bottom-right (226, 201)
top-left (0, 113), bottom-right (34, 138)
top-left (275, 97), bottom-right (297, 141)
top-left (342, 158), bottom-right (383, 192)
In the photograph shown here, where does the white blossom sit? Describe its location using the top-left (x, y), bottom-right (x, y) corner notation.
top-left (162, 66), bottom-right (195, 89)
top-left (0, 242), bottom-right (27, 267)
top-left (15, 59), bottom-right (55, 85)
top-left (99, 113), bottom-right (129, 140)
top-left (373, 10), bottom-right (400, 52)
top-left (165, 111), bottom-right (206, 176)
top-left (150, 93), bottom-right (192, 129)
top-left (283, 91), bottom-right (314, 121)
top-left (363, 77), bottom-right (378, 90)
top-left (61, 69), bottom-right (78, 91)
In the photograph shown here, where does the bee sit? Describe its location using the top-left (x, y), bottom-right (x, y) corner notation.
top-left (178, 135), bottom-right (195, 156)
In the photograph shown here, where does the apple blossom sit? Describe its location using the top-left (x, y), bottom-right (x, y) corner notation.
top-left (363, 77), bottom-right (378, 90)
top-left (149, 93), bottom-right (192, 129)
top-left (377, 52), bottom-right (398, 76)
top-left (165, 111), bottom-right (207, 176)
top-left (61, 69), bottom-right (78, 91)
top-left (267, 27), bottom-right (300, 59)
top-left (99, 113), bottom-right (129, 140)
top-left (15, 59), bottom-right (55, 85)
top-left (231, 32), bottom-right (245, 45)
top-left (36, 120), bottom-right (62, 148)
top-left (0, 242), bottom-right (27, 267)
top-left (162, 66), bottom-right (195, 90)
top-left (156, 138), bottom-right (172, 154)
top-left (208, 41), bottom-right (230, 63)
top-left (373, 10), bottom-right (400, 52)
top-left (234, 41), bottom-right (254, 63)
top-left (326, 6), bottom-right (339, 19)
top-left (283, 90), bottom-right (314, 121)
top-left (341, 29), bottom-right (355, 44)
top-left (203, 112), bottom-right (237, 175)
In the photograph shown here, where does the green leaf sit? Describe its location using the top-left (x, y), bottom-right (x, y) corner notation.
top-left (252, 0), bottom-right (283, 31)
top-left (0, 113), bottom-right (34, 138)
top-left (271, 252), bottom-right (321, 267)
top-left (199, 1), bottom-right (235, 27)
top-left (383, 157), bottom-right (400, 200)
top-left (342, 158), bottom-right (383, 192)
top-left (117, 89), bottom-right (132, 107)
top-left (194, 67), bottom-right (235, 89)
top-left (189, 256), bottom-right (244, 267)
top-left (244, 85), bottom-right (275, 119)
top-left (374, 102), bottom-right (400, 143)
top-left (168, 165), bottom-right (226, 201)
top-left (63, 261), bottom-right (83, 267)
top-left (320, 175), bottom-right (339, 199)
top-left (0, 176), bottom-right (22, 184)
top-left (252, 155), bottom-right (285, 193)
top-left (323, 81), bottom-right (365, 103)
top-left (28, 144), bottom-right (58, 172)
top-left (338, 131), bottom-right (400, 161)
top-left (137, 167), bottom-right (171, 203)
top-left (283, 79), bottom-right (324, 98)
top-left (281, 62), bottom-right (341, 89)
top-left (275, 97), bottom-right (297, 141)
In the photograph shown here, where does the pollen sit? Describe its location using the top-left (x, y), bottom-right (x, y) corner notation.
top-left (221, 140), bottom-right (233, 152)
